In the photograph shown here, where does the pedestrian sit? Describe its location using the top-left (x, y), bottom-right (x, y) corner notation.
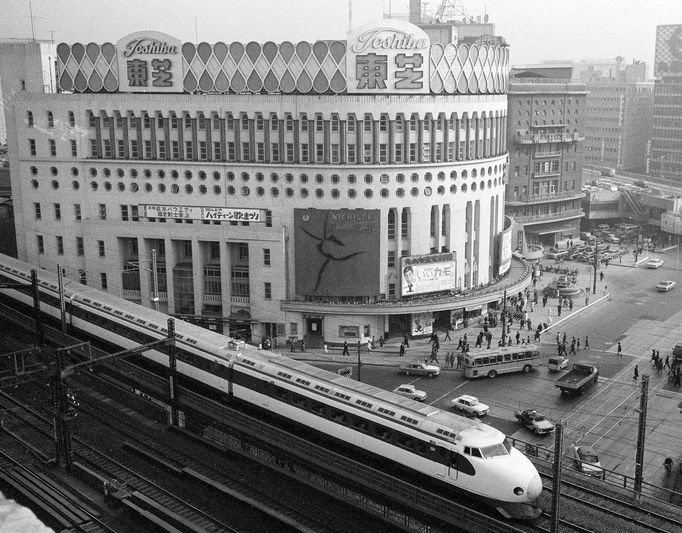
top-left (290, 338), bottom-right (296, 353)
top-left (585, 295), bottom-right (589, 307)
top-left (617, 342), bottom-right (622, 357)
top-left (557, 304), bottom-right (562, 317)
top-left (562, 332), bottom-right (567, 345)
top-left (342, 341), bottom-right (349, 356)
top-left (516, 331), bottom-right (521, 344)
top-left (599, 271), bottom-right (604, 282)
top-left (367, 340), bottom-right (372, 353)
top-left (577, 338), bottom-right (581, 351)
top-left (527, 319), bottom-right (532, 331)
top-left (569, 299), bottom-right (573, 311)
top-left (457, 337), bottom-right (463, 350)
top-left (584, 336), bottom-right (590, 350)
top-left (633, 365), bottom-right (639, 380)
top-left (542, 295), bottom-right (548, 308)
top-left (301, 339), bottom-right (306, 352)
top-left (570, 339), bottom-right (576, 355)
top-left (444, 325), bottom-right (452, 341)
top-left (399, 341), bottom-right (405, 357)
top-left (463, 333), bottom-right (468, 346)
top-left (379, 336), bottom-right (384, 348)
top-left (556, 332), bottom-right (561, 346)
top-left (665, 356), bottom-right (670, 369)
top-left (404, 335), bottom-right (410, 348)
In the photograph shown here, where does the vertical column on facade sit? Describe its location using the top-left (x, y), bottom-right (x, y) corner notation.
top-left (339, 119), bottom-right (347, 164)
top-left (442, 114), bottom-right (449, 162)
top-left (429, 115), bottom-right (437, 162)
top-left (293, 117), bottom-right (299, 164)
top-left (133, 113), bottom-right (142, 160)
top-left (465, 115), bottom-right (472, 160)
top-left (307, 118), bottom-right (314, 163)
top-left (324, 117), bottom-right (330, 164)
top-left (501, 114), bottom-right (507, 153)
top-left (205, 114), bottom-right (213, 161)
top-left (403, 116), bottom-right (410, 164)
top-left (489, 197), bottom-right (496, 280)
top-left (177, 113), bottom-right (184, 161)
top-left (388, 116), bottom-right (395, 164)
top-left (163, 115), bottom-right (171, 161)
top-left (105, 114), bottom-right (115, 159)
top-left (165, 239), bottom-right (176, 315)
top-left (473, 200), bottom-right (480, 286)
top-left (431, 205), bottom-right (440, 252)
top-left (220, 240), bottom-right (232, 327)
top-left (234, 115), bottom-right (242, 161)
top-left (263, 116), bottom-right (271, 164)
top-left (474, 116), bottom-right (481, 159)
top-left (417, 117), bottom-right (424, 163)
top-left (465, 201), bottom-right (472, 288)
top-left (452, 114), bottom-right (459, 161)
top-left (191, 116), bottom-right (199, 162)
top-left (93, 111), bottom-right (102, 158)
top-left (441, 204), bottom-right (450, 252)
top-left (149, 112), bottom-right (158, 159)
top-left (356, 118), bottom-right (363, 164)
top-left (192, 238), bottom-right (203, 319)
top-left (401, 207), bottom-right (410, 256)
top-left (139, 238), bottom-right (152, 308)
top-left (277, 117), bottom-right (285, 164)
top-left (481, 114), bottom-right (488, 158)
top-left (372, 117), bottom-right (379, 163)
top-left (219, 116), bottom-right (227, 162)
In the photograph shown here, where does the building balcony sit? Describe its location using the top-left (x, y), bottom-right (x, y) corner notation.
top-left (506, 190), bottom-right (585, 206)
top-left (514, 132), bottom-right (584, 144)
top-left (513, 208), bottom-right (584, 225)
top-left (123, 289), bottom-right (141, 301)
top-left (149, 291), bottom-right (168, 302)
top-left (532, 170), bottom-right (561, 179)
top-left (534, 151), bottom-right (562, 158)
top-left (231, 296), bottom-right (250, 306)
top-left (203, 293), bottom-right (222, 305)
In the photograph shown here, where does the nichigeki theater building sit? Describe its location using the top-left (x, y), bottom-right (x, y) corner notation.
top-left (6, 18), bottom-right (533, 348)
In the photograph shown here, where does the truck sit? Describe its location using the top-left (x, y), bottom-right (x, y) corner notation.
top-left (555, 362), bottom-right (599, 395)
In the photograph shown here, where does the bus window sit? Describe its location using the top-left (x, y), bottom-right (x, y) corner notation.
top-left (480, 357), bottom-right (489, 365)
top-left (504, 354), bottom-right (512, 362)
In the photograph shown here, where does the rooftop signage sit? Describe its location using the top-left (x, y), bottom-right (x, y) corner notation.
top-left (116, 31), bottom-right (183, 93)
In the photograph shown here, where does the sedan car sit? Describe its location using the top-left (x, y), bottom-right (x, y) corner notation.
top-left (657, 280), bottom-right (676, 292)
top-left (392, 384), bottom-right (427, 401)
top-left (570, 445), bottom-right (603, 476)
top-left (398, 361), bottom-right (440, 378)
top-left (515, 409), bottom-right (556, 435)
top-left (450, 395), bottom-right (489, 417)
top-left (647, 258), bottom-right (664, 269)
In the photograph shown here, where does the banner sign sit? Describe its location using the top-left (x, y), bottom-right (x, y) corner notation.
top-left (499, 224), bottom-right (513, 275)
top-left (400, 252), bottom-right (456, 296)
top-left (411, 312), bottom-right (433, 336)
top-left (141, 204), bottom-right (261, 222)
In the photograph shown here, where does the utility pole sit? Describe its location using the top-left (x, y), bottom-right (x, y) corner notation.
top-left (592, 245), bottom-right (599, 295)
top-left (30, 270), bottom-right (44, 343)
top-left (501, 289), bottom-right (507, 344)
top-left (550, 420), bottom-right (565, 533)
top-left (634, 374), bottom-right (649, 500)
top-left (57, 264), bottom-right (67, 334)
top-left (151, 249), bottom-right (160, 312)
top-left (167, 318), bottom-right (178, 426)
top-left (357, 341), bottom-right (362, 382)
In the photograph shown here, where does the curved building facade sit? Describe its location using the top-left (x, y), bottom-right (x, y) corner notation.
top-left (7, 20), bottom-right (528, 346)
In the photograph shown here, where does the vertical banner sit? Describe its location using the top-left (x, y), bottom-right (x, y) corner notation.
top-left (499, 224), bottom-right (513, 275)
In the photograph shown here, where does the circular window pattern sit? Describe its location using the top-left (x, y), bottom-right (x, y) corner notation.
top-left (438, 171), bottom-right (445, 181)
top-left (144, 169), bottom-right (151, 178)
top-left (72, 167), bottom-right (79, 176)
top-left (51, 167), bottom-right (58, 176)
top-left (424, 186), bottom-right (432, 196)
top-left (396, 173), bottom-right (405, 183)
top-left (199, 184), bottom-right (207, 194)
top-left (198, 171), bottom-right (206, 180)
top-left (227, 186), bottom-right (235, 195)
top-left (104, 181), bottom-right (112, 191)
top-left (300, 174), bottom-right (308, 183)
top-left (227, 172), bottom-right (235, 181)
top-left (315, 189), bottom-right (324, 198)
top-left (364, 174), bottom-right (372, 184)
top-left (347, 174), bottom-right (356, 184)
top-left (171, 184), bottom-right (179, 193)
top-left (241, 172), bottom-right (249, 182)
top-left (285, 173), bottom-right (293, 183)
top-left (410, 172), bottom-right (419, 182)
top-left (301, 188), bottom-right (309, 198)
top-left (213, 186), bottom-right (221, 195)
top-left (271, 188), bottom-right (279, 197)
top-left (331, 174), bottom-right (339, 184)
top-left (380, 188), bottom-right (389, 198)
top-left (461, 183), bottom-right (468, 193)
top-left (256, 187), bottom-right (264, 196)
top-left (117, 182), bottom-right (125, 192)
top-left (450, 184), bottom-right (457, 194)
top-left (158, 183), bottom-right (166, 192)
top-left (117, 168), bottom-right (124, 177)
top-left (145, 183), bottom-right (152, 192)
top-left (130, 183), bottom-right (139, 192)
top-left (171, 170), bottom-right (178, 179)
top-left (471, 169), bottom-right (477, 178)
top-left (331, 189), bottom-right (340, 199)
top-left (185, 185), bottom-right (193, 194)
top-left (104, 168), bottom-right (111, 177)
top-left (185, 170), bottom-right (192, 180)
top-left (90, 168), bottom-right (97, 177)
top-left (91, 181), bottom-right (98, 190)
top-left (471, 182), bottom-right (477, 191)
top-left (316, 174), bottom-right (324, 184)
top-left (411, 187), bottom-right (419, 196)
top-left (30, 166), bottom-right (38, 175)
top-left (213, 171), bottom-right (220, 180)
top-left (131, 169), bottom-right (138, 178)
top-left (480, 167), bottom-right (485, 176)
top-left (396, 188), bottom-right (405, 198)
top-left (241, 186), bottom-right (250, 196)
top-left (271, 173), bottom-right (279, 182)
top-left (450, 170), bottom-right (457, 180)
top-left (462, 170), bottom-right (468, 179)
top-left (437, 186), bottom-right (445, 195)
top-left (488, 166), bottom-right (493, 175)
top-left (364, 189), bottom-right (373, 198)
top-left (348, 189), bottom-right (356, 198)
top-left (494, 178), bottom-right (498, 187)
top-left (256, 172), bottom-right (264, 182)
top-left (286, 188), bottom-right (294, 197)
top-left (424, 172), bottom-right (432, 182)
top-left (158, 169), bottom-right (165, 178)
top-left (31, 179), bottom-right (39, 189)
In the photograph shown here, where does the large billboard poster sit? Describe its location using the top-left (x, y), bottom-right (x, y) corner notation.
top-left (499, 224), bottom-right (513, 275)
top-left (655, 25), bottom-right (682, 78)
top-left (411, 312), bottom-right (433, 336)
top-left (346, 19), bottom-right (430, 95)
top-left (294, 209), bottom-right (380, 296)
top-left (400, 252), bottom-right (456, 297)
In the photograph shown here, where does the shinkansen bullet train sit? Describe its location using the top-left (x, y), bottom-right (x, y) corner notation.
top-left (0, 253), bottom-right (542, 519)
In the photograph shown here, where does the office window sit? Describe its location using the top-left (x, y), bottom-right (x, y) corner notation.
top-left (117, 140), bottom-right (125, 158)
top-left (102, 139), bottom-right (111, 158)
top-left (198, 114), bottom-right (206, 129)
top-left (257, 142), bottom-right (265, 161)
top-left (256, 114), bottom-right (264, 131)
top-left (143, 114), bottom-right (151, 128)
top-left (264, 282), bottom-right (272, 300)
top-left (286, 143), bottom-right (294, 162)
top-left (172, 141), bottom-right (179, 159)
top-left (74, 204), bottom-right (81, 221)
top-left (301, 114), bottom-right (308, 131)
top-left (49, 139), bottom-right (56, 156)
top-left (98, 204), bottom-right (107, 220)
top-left (100, 273), bottom-right (108, 289)
top-left (37, 235), bottom-right (44, 254)
top-left (116, 115), bottom-right (124, 128)
top-left (88, 112), bottom-right (96, 128)
top-left (57, 236), bottom-right (64, 255)
top-left (171, 115), bottom-right (179, 128)
top-left (98, 240), bottom-right (105, 257)
top-left (264, 209), bottom-right (272, 227)
top-left (226, 114), bottom-right (234, 129)
top-left (144, 140), bottom-right (152, 158)
top-left (184, 115), bottom-right (192, 129)
top-left (388, 250), bottom-right (396, 267)
top-left (347, 144), bottom-right (356, 163)
top-left (301, 144), bottom-right (309, 163)
top-left (271, 143), bottom-right (280, 162)
top-left (76, 237), bottom-right (84, 256)
top-left (185, 141), bottom-right (194, 159)
top-left (379, 144), bottom-right (388, 163)
top-left (409, 143), bottom-right (417, 162)
top-left (331, 115), bottom-right (339, 132)
top-left (395, 144), bottom-right (403, 162)
top-left (157, 115), bottom-right (164, 128)
top-left (422, 143), bottom-right (430, 161)
top-left (347, 115), bottom-right (356, 132)
top-left (241, 114), bottom-right (249, 130)
top-left (331, 144), bottom-right (340, 163)
top-left (213, 114), bottom-right (220, 129)
top-left (228, 142), bottom-right (235, 160)
top-left (131, 205), bottom-right (139, 221)
top-left (286, 114), bottom-right (294, 131)
top-left (27, 111), bottom-right (34, 127)
top-left (130, 140), bottom-right (139, 158)
top-left (240, 142), bottom-right (249, 161)
top-left (364, 114), bottom-right (372, 132)
top-left (316, 144), bottom-right (324, 162)
top-left (54, 203), bottom-right (61, 220)
top-left (263, 248), bottom-right (271, 266)
top-left (47, 111), bottom-right (54, 128)
top-left (121, 205), bottom-right (129, 221)
top-left (158, 140), bottom-right (166, 159)
top-left (71, 139), bottom-right (77, 157)
top-left (213, 141), bottom-right (222, 160)
top-left (363, 144), bottom-right (372, 163)
top-left (199, 141), bottom-right (207, 160)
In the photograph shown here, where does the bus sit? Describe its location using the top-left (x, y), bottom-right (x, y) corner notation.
top-left (463, 345), bottom-right (541, 379)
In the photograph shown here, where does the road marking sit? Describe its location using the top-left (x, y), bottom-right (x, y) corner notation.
top-left (429, 380), bottom-right (470, 405)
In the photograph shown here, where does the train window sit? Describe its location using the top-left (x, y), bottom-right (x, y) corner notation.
top-left (356, 399), bottom-right (373, 409)
top-left (277, 371), bottom-right (293, 380)
top-left (83, 299), bottom-right (92, 303)
top-left (135, 318), bottom-right (145, 323)
top-left (400, 415), bottom-right (418, 425)
top-left (275, 388), bottom-right (289, 400)
top-left (378, 407), bottom-right (395, 417)
top-left (395, 434), bottom-right (413, 448)
top-left (295, 378), bottom-right (310, 386)
top-left (314, 385), bottom-right (330, 394)
top-left (93, 302), bottom-right (102, 307)
top-left (243, 359), bottom-right (256, 367)
top-left (160, 328), bottom-right (167, 333)
top-left (103, 306), bottom-right (112, 311)
top-left (334, 392), bottom-right (350, 401)
top-left (114, 310), bottom-right (123, 316)
top-left (149, 324), bottom-right (159, 329)
top-left (125, 314), bottom-right (134, 319)
top-left (186, 338), bottom-right (197, 345)
top-left (451, 453), bottom-right (476, 475)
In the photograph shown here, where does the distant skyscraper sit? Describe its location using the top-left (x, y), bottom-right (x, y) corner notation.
top-left (649, 24), bottom-right (682, 179)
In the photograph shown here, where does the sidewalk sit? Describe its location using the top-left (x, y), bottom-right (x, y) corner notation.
top-left (278, 255), bottom-right (612, 370)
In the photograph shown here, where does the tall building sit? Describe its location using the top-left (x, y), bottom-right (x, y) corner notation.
top-left (649, 24), bottom-right (682, 179)
top-left (506, 66), bottom-right (587, 250)
top-left (6, 20), bottom-right (527, 347)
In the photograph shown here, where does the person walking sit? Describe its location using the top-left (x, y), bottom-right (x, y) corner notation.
top-left (403, 335), bottom-right (410, 348)
top-left (301, 339), bottom-right (306, 352)
top-left (576, 338), bottom-right (581, 351)
top-left (600, 271), bottom-right (604, 282)
top-left (569, 299), bottom-right (574, 311)
top-left (399, 341), bottom-right (405, 357)
top-left (633, 365), bottom-right (639, 380)
top-left (617, 342), bottom-right (622, 357)
top-left (569, 338), bottom-right (576, 355)
top-left (557, 304), bottom-right (562, 317)
top-left (444, 325), bottom-right (452, 341)
top-left (342, 341), bottom-right (350, 356)
top-left (584, 336), bottom-right (590, 350)
top-left (664, 355), bottom-right (670, 370)
top-left (515, 331), bottom-right (521, 345)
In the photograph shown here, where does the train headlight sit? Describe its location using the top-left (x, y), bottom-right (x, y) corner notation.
top-left (513, 487), bottom-right (525, 496)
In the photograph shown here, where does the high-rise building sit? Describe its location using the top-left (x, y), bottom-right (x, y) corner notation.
top-left (6, 20), bottom-right (527, 346)
top-left (649, 24), bottom-right (682, 179)
top-left (506, 66), bottom-right (587, 250)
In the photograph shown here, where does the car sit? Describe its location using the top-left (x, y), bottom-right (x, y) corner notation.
top-left (657, 280), bottom-right (676, 292)
top-left (392, 384), bottom-right (427, 401)
top-left (514, 409), bottom-right (556, 435)
top-left (398, 361), bottom-right (440, 378)
top-left (547, 356), bottom-right (569, 372)
top-left (556, 275), bottom-right (574, 289)
top-left (450, 395), bottom-right (489, 417)
top-left (647, 258), bottom-right (664, 269)
top-left (604, 234), bottom-right (620, 244)
top-left (570, 445), bottom-right (603, 476)
top-left (548, 250), bottom-right (568, 260)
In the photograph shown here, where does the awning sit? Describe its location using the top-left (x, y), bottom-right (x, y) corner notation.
top-left (527, 226), bottom-right (574, 235)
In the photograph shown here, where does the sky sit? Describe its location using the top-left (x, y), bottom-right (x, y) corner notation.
top-left (0, 0), bottom-right (677, 72)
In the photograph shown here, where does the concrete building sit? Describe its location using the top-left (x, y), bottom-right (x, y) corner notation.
top-left (505, 66), bottom-right (587, 251)
top-left (649, 24), bottom-right (682, 180)
top-left (6, 20), bottom-right (528, 348)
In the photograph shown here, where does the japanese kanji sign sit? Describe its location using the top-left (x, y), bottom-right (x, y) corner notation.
top-left (347, 20), bottom-right (430, 94)
top-left (141, 205), bottom-right (261, 222)
top-left (117, 31), bottom-right (182, 92)
top-left (401, 252), bottom-right (457, 297)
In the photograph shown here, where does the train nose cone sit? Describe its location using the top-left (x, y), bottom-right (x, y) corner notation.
top-left (527, 472), bottom-right (542, 500)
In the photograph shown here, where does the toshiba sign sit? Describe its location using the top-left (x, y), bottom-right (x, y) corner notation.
top-left (116, 31), bottom-right (183, 92)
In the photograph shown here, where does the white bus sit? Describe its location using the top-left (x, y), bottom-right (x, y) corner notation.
top-left (463, 345), bottom-right (541, 379)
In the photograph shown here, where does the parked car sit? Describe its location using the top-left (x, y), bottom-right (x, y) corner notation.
top-left (570, 445), bottom-right (603, 476)
top-left (556, 275), bottom-right (574, 289)
top-left (398, 361), bottom-right (440, 377)
top-left (547, 356), bottom-right (569, 372)
top-left (647, 258), bottom-right (664, 269)
top-left (392, 384), bottom-right (427, 401)
top-left (604, 234), bottom-right (620, 244)
top-left (657, 280), bottom-right (676, 292)
top-left (450, 395), bottom-right (489, 417)
top-left (514, 409), bottom-right (556, 435)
